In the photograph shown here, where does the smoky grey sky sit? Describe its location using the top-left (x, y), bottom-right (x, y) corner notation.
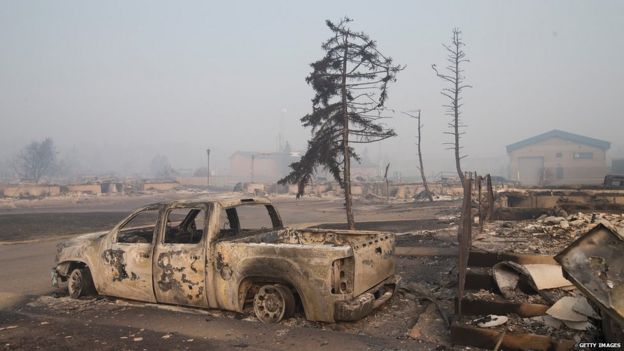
top-left (1, 0), bottom-right (622, 176)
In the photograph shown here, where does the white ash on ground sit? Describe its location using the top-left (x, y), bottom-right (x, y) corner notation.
top-left (473, 212), bottom-right (624, 255)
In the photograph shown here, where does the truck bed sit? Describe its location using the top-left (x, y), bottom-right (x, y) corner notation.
top-left (227, 227), bottom-right (396, 296)
top-left (231, 227), bottom-right (392, 246)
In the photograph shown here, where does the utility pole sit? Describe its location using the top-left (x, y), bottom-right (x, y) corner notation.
top-left (206, 149), bottom-right (211, 187)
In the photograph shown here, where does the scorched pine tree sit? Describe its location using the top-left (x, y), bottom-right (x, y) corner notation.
top-left (279, 17), bottom-right (403, 229)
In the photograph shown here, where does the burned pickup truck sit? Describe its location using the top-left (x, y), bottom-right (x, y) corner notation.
top-left (52, 196), bottom-right (397, 323)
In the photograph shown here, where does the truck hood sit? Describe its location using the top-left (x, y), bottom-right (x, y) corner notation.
top-left (55, 231), bottom-right (108, 263)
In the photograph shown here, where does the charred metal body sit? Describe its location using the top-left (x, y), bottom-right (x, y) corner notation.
top-left (52, 195), bottom-right (397, 323)
top-left (556, 223), bottom-right (624, 341)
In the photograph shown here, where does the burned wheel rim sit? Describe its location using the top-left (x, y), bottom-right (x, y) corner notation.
top-left (68, 269), bottom-right (84, 298)
top-left (253, 285), bottom-right (293, 323)
top-left (67, 267), bottom-right (95, 299)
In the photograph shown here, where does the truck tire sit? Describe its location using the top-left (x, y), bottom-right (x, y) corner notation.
top-left (253, 284), bottom-right (295, 323)
top-left (68, 267), bottom-right (96, 299)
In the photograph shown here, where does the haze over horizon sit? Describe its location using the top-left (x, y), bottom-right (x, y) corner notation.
top-left (1, 0), bottom-right (622, 178)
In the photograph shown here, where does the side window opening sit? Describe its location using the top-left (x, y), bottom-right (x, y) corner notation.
top-left (218, 204), bottom-right (280, 239)
top-left (117, 209), bottom-right (159, 244)
top-left (218, 208), bottom-right (238, 238)
top-left (164, 208), bottom-right (205, 244)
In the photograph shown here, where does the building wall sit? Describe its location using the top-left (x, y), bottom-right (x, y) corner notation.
top-left (252, 158), bottom-right (282, 181)
top-left (177, 177), bottom-right (209, 186)
top-left (230, 154), bottom-right (253, 181)
top-left (229, 153), bottom-right (293, 182)
top-left (176, 176), bottom-right (235, 187)
top-left (509, 138), bottom-right (607, 185)
top-left (66, 184), bottom-right (102, 195)
top-left (142, 182), bottom-right (179, 191)
top-left (1, 184), bottom-right (61, 198)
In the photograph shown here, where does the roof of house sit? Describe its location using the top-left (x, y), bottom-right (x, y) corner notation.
top-left (506, 129), bottom-right (611, 153)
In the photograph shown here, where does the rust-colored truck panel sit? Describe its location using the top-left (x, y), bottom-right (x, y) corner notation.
top-left (52, 196), bottom-right (397, 323)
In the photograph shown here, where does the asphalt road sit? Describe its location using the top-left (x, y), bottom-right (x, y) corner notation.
top-left (0, 240), bottom-right (58, 296)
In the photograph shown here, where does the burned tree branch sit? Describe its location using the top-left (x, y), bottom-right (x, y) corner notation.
top-left (433, 28), bottom-right (471, 186)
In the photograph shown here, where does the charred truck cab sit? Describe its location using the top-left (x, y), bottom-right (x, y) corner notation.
top-left (52, 196), bottom-right (398, 323)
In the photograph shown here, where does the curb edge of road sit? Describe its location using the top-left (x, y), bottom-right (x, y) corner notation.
top-left (0, 234), bottom-right (77, 246)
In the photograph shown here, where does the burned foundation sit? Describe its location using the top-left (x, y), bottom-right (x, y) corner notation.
top-left (497, 188), bottom-right (624, 220)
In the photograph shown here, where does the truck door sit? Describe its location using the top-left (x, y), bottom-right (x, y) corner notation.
top-left (101, 206), bottom-right (160, 302)
top-left (152, 205), bottom-right (209, 307)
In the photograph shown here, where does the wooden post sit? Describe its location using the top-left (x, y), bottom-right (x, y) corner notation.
top-left (473, 172), bottom-right (478, 192)
top-left (486, 174), bottom-right (495, 221)
top-left (477, 176), bottom-right (483, 233)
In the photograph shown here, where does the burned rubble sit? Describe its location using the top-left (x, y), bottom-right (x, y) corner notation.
top-left (473, 211), bottom-right (624, 255)
top-left (383, 175), bottom-right (624, 349)
top-left (454, 186), bottom-right (623, 348)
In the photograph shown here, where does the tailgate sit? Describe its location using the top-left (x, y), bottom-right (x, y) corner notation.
top-left (352, 233), bottom-right (396, 296)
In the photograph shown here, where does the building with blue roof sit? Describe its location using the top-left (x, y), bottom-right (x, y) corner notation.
top-left (506, 130), bottom-right (610, 186)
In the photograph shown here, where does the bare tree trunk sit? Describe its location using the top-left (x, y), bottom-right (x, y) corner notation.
top-left (457, 175), bottom-right (472, 317)
top-left (434, 29), bottom-right (469, 188)
top-left (341, 35), bottom-right (355, 230)
top-left (415, 111), bottom-right (434, 202)
top-left (453, 46), bottom-right (465, 187)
